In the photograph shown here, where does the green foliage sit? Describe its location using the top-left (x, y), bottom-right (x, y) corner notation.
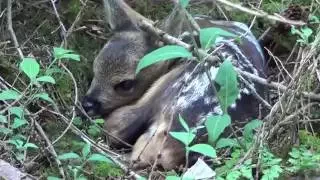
top-left (58, 152), bottom-right (81, 160)
top-left (216, 138), bottom-right (239, 149)
top-left (87, 154), bottom-right (113, 163)
top-left (243, 119), bottom-right (263, 143)
top-left (169, 131), bottom-right (196, 146)
top-left (199, 28), bottom-right (237, 50)
top-left (215, 149), bottom-right (241, 177)
top-left (0, 47), bottom-right (103, 179)
top-left (286, 146), bottom-right (320, 173)
top-left (170, 115), bottom-right (216, 159)
top-left (291, 26), bottom-right (314, 45)
top-left (298, 130), bottom-right (320, 151)
top-left (261, 148), bottom-right (283, 180)
top-left (87, 119), bottom-right (104, 137)
top-left (20, 58), bottom-right (40, 82)
top-left (33, 93), bottom-right (55, 103)
top-left (214, 59), bottom-right (239, 112)
top-left (8, 139), bottom-right (38, 161)
top-left (179, 0), bottom-right (190, 8)
top-left (47, 176), bottom-right (62, 180)
top-left (57, 142), bottom-right (115, 179)
top-left (0, 89), bottom-right (21, 101)
top-left (0, 115), bottom-right (7, 123)
top-left (53, 47), bottom-right (80, 61)
top-left (166, 176), bottom-right (181, 180)
top-left (189, 144), bottom-right (216, 158)
top-left (136, 45), bottom-right (192, 74)
top-left (205, 114), bottom-right (231, 144)
top-left (93, 162), bottom-right (123, 177)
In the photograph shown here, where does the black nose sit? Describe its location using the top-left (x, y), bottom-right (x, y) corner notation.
top-left (81, 96), bottom-right (101, 115)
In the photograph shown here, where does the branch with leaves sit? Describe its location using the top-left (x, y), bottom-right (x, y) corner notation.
top-left (137, 19), bottom-right (320, 101)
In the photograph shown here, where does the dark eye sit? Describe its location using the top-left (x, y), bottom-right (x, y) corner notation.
top-left (114, 80), bottom-right (137, 94)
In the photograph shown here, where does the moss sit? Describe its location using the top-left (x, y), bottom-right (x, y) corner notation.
top-left (93, 162), bottom-right (124, 178)
top-left (299, 130), bottom-right (320, 152)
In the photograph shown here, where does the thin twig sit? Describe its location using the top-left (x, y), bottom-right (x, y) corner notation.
top-left (214, 0), bottom-right (306, 26)
top-left (7, 0), bottom-right (23, 59)
top-left (51, 63), bottom-right (78, 145)
top-left (0, 79), bottom-right (66, 178)
top-left (50, 0), bottom-right (67, 41)
top-left (34, 120), bottom-right (66, 178)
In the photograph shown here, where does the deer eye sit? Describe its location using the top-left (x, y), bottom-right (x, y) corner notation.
top-left (114, 80), bottom-right (137, 94)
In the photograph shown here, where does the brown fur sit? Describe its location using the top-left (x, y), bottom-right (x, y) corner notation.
top-left (83, 0), bottom-right (267, 170)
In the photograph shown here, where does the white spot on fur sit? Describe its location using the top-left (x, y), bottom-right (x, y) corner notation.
top-left (218, 40), bottom-right (259, 76)
top-left (213, 105), bottom-right (223, 115)
top-left (175, 67), bottom-right (219, 109)
top-left (242, 88), bottom-right (250, 95)
top-left (230, 103), bottom-right (236, 109)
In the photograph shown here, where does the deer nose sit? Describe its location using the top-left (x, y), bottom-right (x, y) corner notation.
top-left (81, 96), bottom-right (101, 115)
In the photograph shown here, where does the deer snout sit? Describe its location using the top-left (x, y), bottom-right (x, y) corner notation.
top-left (81, 95), bottom-right (101, 116)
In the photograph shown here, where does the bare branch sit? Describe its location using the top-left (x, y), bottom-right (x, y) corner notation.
top-left (214, 0), bottom-right (306, 26)
top-left (7, 0), bottom-right (23, 59)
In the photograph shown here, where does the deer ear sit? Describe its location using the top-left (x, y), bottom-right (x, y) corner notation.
top-left (103, 0), bottom-right (134, 30)
top-left (160, 4), bottom-right (188, 37)
top-left (103, 0), bottom-right (152, 31)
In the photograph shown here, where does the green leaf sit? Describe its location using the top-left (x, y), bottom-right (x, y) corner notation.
top-left (165, 176), bottom-right (181, 180)
top-left (0, 115), bottom-right (7, 123)
top-left (261, 165), bottom-right (283, 180)
top-left (179, 114), bottom-right (189, 132)
top-left (45, 67), bottom-right (66, 75)
top-left (243, 119), bottom-right (262, 142)
top-left (215, 59), bottom-right (239, 112)
top-left (0, 127), bottom-right (12, 135)
top-left (87, 154), bottom-right (113, 163)
top-left (189, 144), bottom-right (216, 158)
top-left (82, 143), bottom-right (91, 158)
top-left (309, 15), bottom-right (320, 23)
top-left (169, 132), bottom-right (195, 146)
top-left (8, 139), bottom-right (24, 149)
top-left (34, 93), bottom-right (54, 103)
top-left (94, 118), bottom-right (104, 124)
top-left (179, 0), bottom-right (190, 8)
top-left (137, 176), bottom-right (147, 180)
top-left (200, 27), bottom-right (236, 50)
top-left (23, 143), bottom-right (39, 149)
top-left (36, 76), bottom-right (56, 84)
top-left (20, 58), bottom-right (40, 81)
top-left (87, 125), bottom-right (101, 137)
top-left (240, 159), bottom-right (253, 180)
top-left (53, 47), bottom-right (80, 61)
top-left (226, 170), bottom-right (241, 180)
top-left (47, 176), bottom-right (62, 180)
top-left (12, 118), bottom-right (28, 129)
top-left (136, 45), bottom-right (192, 74)
top-left (216, 138), bottom-right (239, 149)
top-left (73, 117), bottom-right (83, 126)
top-left (205, 114), bottom-right (231, 144)
top-left (9, 106), bottom-right (24, 118)
top-left (0, 89), bottom-right (21, 101)
top-left (58, 152), bottom-right (81, 160)
top-left (301, 27), bottom-right (313, 40)
top-left (76, 175), bottom-right (88, 180)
